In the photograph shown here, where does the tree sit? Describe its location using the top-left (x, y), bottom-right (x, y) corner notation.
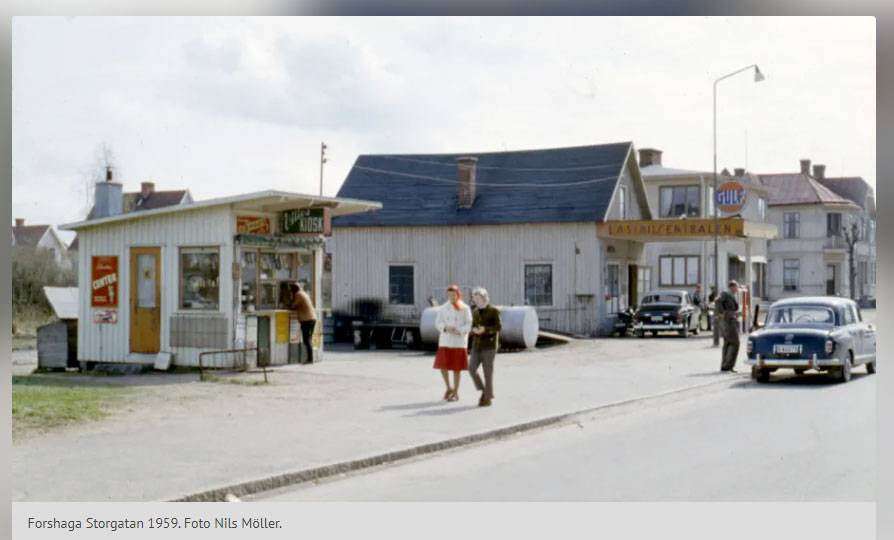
top-left (80, 142), bottom-right (117, 218)
top-left (843, 219), bottom-right (861, 300)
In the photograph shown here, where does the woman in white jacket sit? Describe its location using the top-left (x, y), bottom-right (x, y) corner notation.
top-left (434, 284), bottom-right (473, 401)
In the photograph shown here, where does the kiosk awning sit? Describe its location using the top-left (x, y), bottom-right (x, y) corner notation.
top-left (234, 234), bottom-right (326, 249)
top-left (597, 217), bottom-right (777, 242)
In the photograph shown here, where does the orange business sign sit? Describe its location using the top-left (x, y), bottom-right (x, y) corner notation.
top-left (716, 180), bottom-right (747, 214)
top-left (236, 215), bottom-right (272, 234)
top-left (602, 218), bottom-right (745, 238)
top-left (91, 256), bottom-right (119, 307)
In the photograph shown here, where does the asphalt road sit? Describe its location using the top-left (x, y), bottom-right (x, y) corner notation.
top-left (253, 368), bottom-right (876, 501)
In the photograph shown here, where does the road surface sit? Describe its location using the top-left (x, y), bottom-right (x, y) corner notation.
top-left (253, 369), bottom-right (875, 501)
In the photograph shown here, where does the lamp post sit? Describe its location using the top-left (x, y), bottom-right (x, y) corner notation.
top-left (712, 64), bottom-right (764, 347)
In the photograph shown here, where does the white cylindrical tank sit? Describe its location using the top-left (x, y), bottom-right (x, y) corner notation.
top-left (419, 305), bottom-right (539, 350)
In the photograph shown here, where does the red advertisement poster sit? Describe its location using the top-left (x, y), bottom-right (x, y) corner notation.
top-left (236, 215), bottom-right (271, 234)
top-left (91, 256), bottom-right (119, 307)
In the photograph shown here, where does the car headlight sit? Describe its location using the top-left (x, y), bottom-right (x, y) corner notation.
top-left (825, 339), bottom-right (835, 355)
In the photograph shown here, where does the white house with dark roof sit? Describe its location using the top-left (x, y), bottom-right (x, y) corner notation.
top-left (12, 218), bottom-right (71, 269)
top-left (759, 159), bottom-right (876, 302)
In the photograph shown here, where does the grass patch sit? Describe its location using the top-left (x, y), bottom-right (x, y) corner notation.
top-left (12, 375), bottom-right (128, 437)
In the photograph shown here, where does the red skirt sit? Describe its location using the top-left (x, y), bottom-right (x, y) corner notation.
top-left (433, 347), bottom-right (469, 371)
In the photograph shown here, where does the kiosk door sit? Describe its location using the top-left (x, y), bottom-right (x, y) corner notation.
top-left (130, 247), bottom-right (161, 353)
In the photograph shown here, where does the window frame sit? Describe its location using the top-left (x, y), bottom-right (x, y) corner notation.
top-left (618, 186), bottom-right (628, 220)
top-left (827, 212), bottom-right (842, 238)
top-left (523, 262), bottom-right (554, 307)
top-left (783, 212), bottom-right (801, 239)
top-left (658, 255), bottom-right (701, 287)
top-left (659, 185), bottom-right (701, 218)
top-left (388, 264), bottom-right (416, 306)
top-left (179, 246), bottom-right (222, 312)
top-left (783, 258), bottom-right (800, 292)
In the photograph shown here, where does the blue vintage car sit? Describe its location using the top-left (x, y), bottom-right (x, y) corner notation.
top-left (746, 296), bottom-right (877, 383)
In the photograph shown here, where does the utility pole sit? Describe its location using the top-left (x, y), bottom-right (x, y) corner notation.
top-left (319, 142), bottom-right (328, 196)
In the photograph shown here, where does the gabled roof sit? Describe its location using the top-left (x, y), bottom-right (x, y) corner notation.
top-left (68, 236), bottom-right (79, 251)
top-left (333, 142), bottom-right (647, 227)
top-left (757, 173), bottom-right (858, 208)
top-left (640, 164), bottom-right (709, 178)
top-left (12, 224), bottom-right (51, 248)
top-left (816, 176), bottom-right (876, 215)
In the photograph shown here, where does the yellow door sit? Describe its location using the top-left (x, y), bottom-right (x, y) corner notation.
top-left (130, 247), bottom-right (161, 353)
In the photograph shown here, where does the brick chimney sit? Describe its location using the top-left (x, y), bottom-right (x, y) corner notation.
top-left (14, 218), bottom-right (24, 227)
top-left (141, 182), bottom-right (155, 198)
top-left (800, 159), bottom-right (811, 175)
top-left (812, 164), bottom-right (826, 179)
top-left (456, 157), bottom-right (478, 209)
top-left (638, 148), bottom-right (663, 167)
top-left (734, 168), bottom-right (746, 177)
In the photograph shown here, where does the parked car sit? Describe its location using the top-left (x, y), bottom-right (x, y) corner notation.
top-left (612, 307), bottom-right (637, 337)
top-left (634, 290), bottom-right (701, 338)
top-left (746, 296), bottom-right (877, 383)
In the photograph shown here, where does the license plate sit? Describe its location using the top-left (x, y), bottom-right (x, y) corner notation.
top-left (774, 344), bottom-right (802, 354)
top-left (652, 316), bottom-right (664, 322)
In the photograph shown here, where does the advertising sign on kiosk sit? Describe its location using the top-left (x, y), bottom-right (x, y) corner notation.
top-left (716, 180), bottom-right (748, 214)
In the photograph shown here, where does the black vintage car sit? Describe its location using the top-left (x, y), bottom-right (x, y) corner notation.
top-left (634, 290), bottom-right (701, 338)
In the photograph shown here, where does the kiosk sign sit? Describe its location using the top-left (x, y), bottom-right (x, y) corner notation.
top-left (716, 180), bottom-right (747, 214)
top-left (91, 256), bottom-right (119, 308)
top-left (281, 208), bottom-right (331, 235)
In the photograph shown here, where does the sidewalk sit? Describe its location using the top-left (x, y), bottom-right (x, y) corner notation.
top-left (12, 336), bottom-right (743, 501)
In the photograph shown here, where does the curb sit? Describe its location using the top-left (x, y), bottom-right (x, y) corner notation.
top-left (170, 374), bottom-right (744, 502)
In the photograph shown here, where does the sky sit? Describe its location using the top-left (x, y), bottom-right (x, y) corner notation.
top-left (12, 16), bottom-right (875, 243)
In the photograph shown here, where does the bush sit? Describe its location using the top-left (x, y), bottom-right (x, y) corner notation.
top-left (12, 247), bottom-right (76, 319)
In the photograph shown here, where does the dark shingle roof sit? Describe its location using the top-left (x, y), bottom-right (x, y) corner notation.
top-left (757, 173), bottom-right (857, 207)
top-left (334, 143), bottom-right (633, 227)
top-left (12, 224), bottom-right (50, 247)
top-left (87, 189), bottom-right (190, 219)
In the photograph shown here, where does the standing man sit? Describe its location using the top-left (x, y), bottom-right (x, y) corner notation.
top-left (692, 284), bottom-right (704, 329)
top-left (716, 280), bottom-right (740, 372)
top-left (469, 287), bottom-right (501, 407)
top-left (707, 285), bottom-right (718, 331)
top-left (290, 282), bottom-right (317, 364)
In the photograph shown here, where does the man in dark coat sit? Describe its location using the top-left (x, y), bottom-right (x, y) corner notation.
top-left (469, 287), bottom-right (501, 407)
top-left (716, 280), bottom-right (740, 371)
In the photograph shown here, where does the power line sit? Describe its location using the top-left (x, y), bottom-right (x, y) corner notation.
top-left (376, 154), bottom-right (625, 172)
top-left (353, 165), bottom-right (620, 188)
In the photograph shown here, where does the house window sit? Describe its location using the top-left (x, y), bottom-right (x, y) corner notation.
top-left (659, 185), bottom-right (700, 218)
top-left (758, 197), bottom-right (767, 221)
top-left (827, 213), bottom-right (842, 237)
top-left (180, 247), bottom-right (220, 310)
top-left (783, 212), bottom-right (800, 239)
top-left (240, 249), bottom-right (313, 311)
top-left (524, 264), bottom-right (553, 306)
top-left (619, 186), bottom-right (628, 219)
top-left (783, 259), bottom-right (800, 291)
top-left (388, 265), bottom-right (415, 305)
top-left (658, 255), bottom-right (700, 286)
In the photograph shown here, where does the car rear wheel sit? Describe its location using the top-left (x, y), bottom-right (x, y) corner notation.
top-left (752, 366), bottom-right (771, 383)
top-left (867, 360), bottom-right (876, 374)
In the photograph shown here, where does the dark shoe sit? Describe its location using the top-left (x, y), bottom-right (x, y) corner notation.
top-left (478, 396), bottom-right (491, 407)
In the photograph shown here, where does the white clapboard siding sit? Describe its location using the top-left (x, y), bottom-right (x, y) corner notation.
top-left (332, 222), bottom-right (606, 335)
top-left (77, 206), bottom-right (234, 364)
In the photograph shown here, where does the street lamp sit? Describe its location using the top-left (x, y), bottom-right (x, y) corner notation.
top-left (712, 64), bottom-right (764, 346)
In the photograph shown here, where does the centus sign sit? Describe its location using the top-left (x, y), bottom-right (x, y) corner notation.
top-left (716, 180), bottom-right (747, 214)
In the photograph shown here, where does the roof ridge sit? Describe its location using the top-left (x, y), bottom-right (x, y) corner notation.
top-left (359, 141), bottom-right (633, 159)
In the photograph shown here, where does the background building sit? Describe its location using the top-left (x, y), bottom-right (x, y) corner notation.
top-left (12, 218), bottom-right (71, 269)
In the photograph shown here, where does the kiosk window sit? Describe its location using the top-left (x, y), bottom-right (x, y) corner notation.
top-left (180, 247), bottom-right (220, 310)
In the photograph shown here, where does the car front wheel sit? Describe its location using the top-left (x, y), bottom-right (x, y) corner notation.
top-left (834, 354), bottom-right (853, 383)
top-left (867, 360), bottom-right (876, 374)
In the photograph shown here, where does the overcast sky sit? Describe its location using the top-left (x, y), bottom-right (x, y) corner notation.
top-left (12, 16), bottom-right (875, 243)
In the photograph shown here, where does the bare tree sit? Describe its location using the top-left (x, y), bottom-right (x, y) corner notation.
top-left (843, 219), bottom-right (861, 300)
top-left (80, 142), bottom-right (116, 218)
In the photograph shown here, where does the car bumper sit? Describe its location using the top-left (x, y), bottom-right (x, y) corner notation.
top-left (745, 354), bottom-right (842, 369)
top-left (636, 323), bottom-right (685, 331)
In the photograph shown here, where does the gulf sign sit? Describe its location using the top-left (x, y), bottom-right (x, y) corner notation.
top-left (91, 256), bottom-right (119, 307)
top-left (716, 180), bottom-right (747, 214)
